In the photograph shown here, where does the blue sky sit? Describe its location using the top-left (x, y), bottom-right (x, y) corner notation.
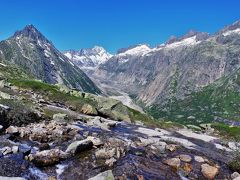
top-left (0, 0), bottom-right (239, 53)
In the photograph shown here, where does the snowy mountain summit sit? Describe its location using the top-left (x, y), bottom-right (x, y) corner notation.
top-left (64, 46), bottom-right (112, 69)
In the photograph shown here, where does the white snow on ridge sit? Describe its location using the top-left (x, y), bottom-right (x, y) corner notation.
top-left (223, 28), bottom-right (240, 36)
top-left (64, 52), bottom-right (72, 59)
top-left (118, 44), bottom-right (151, 57)
top-left (64, 46), bottom-right (113, 68)
top-left (165, 36), bottom-right (200, 49)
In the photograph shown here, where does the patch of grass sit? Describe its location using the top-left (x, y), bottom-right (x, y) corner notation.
top-left (212, 123), bottom-right (240, 141)
top-left (10, 79), bottom-right (97, 110)
top-left (228, 150), bottom-right (240, 173)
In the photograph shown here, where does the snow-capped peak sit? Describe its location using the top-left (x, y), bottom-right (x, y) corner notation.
top-left (117, 44), bottom-right (151, 57)
top-left (64, 46), bottom-right (112, 69)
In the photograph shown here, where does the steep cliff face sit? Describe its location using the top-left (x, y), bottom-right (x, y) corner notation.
top-left (0, 25), bottom-right (101, 94)
top-left (94, 21), bottom-right (240, 106)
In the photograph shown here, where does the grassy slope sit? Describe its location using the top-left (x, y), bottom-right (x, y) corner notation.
top-left (146, 68), bottom-right (240, 139)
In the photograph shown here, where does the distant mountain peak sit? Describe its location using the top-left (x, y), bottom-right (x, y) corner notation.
top-left (13, 24), bottom-right (47, 42)
top-left (64, 46), bottom-right (113, 70)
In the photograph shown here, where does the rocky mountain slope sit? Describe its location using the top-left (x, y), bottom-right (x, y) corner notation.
top-left (64, 46), bottom-right (112, 70)
top-left (93, 20), bottom-right (240, 123)
top-left (0, 25), bottom-right (101, 94)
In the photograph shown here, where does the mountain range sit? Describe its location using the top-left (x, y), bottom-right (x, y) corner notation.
top-left (64, 46), bottom-right (112, 70)
top-left (68, 20), bottom-right (240, 125)
top-left (1, 21), bottom-right (240, 125)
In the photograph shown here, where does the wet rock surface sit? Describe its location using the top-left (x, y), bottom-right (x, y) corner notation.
top-left (0, 109), bottom-right (236, 179)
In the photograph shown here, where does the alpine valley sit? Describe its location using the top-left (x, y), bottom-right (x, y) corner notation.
top-left (0, 21), bottom-right (239, 180)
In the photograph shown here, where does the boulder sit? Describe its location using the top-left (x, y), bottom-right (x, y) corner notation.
top-left (53, 113), bottom-right (69, 122)
top-left (187, 116), bottom-right (195, 120)
top-left (1, 147), bottom-right (12, 155)
top-left (201, 163), bottom-right (219, 179)
top-left (0, 91), bottom-right (11, 99)
top-left (105, 157), bottom-right (117, 167)
top-left (86, 94), bottom-right (131, 122)
top-left (95, 148), bottom-right (115, 159)
top-left (80, 104), bottom-right (98, 115)
top-left (178, 154), bottom-right (192, 162)
top-left (164, 158), bottom-right (181, 169)
top-left (87, 136), bottom-right (103, 146)
top-left (87, 117), bottom-right (116, 131)
top-left (228, 142), bottom-right (239, 151)
top-left (30, 149), bottom-right (68, 167)
top-left (194, 155), bottom-right (205, 163)
top-left (66, 139), bottom-right (93, 154)
top-left (166, 144), bottom-right (178, 152)
top-left (12, 146), bottom-right (19, 154)
top-left (0, 177), bottom-right (26, 180)
top-left (232, 172), bottom-right (240, 179)
top-left (5, 126), bottom-right (19, 135)
top-left (88, 170), bottom-right (114, 180)
top-left (186, 125), bottom-right (201, 131)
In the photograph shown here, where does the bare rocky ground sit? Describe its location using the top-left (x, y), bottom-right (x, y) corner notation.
top-left (0, 109), bottom-right (239, 180)
top-left (0, 80), bottom-right (239, 180)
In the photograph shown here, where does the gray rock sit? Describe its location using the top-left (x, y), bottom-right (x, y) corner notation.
top-left (66, 139), bottom-right (93, 154)
top-left (30, 149), bottom-right (68, 167)
top-left (5, 126), bottom-right (19, 135)
top-left (163, 158), bottom-right (181, 169)
top-left (232, 172), bottom-right (240, 179)
top-left (87, 136), bottom-right (103, 146)
top-left (0, 177), bottom-right (26, 180)
top-left (95, 148), bottom-right (115, 159)
top-left (0, 91), bottom-right (11, 99)
top-left (2, 147), bottom-right (12, 155)
top-left (12, 146), bottom-right (19, 154)
top-left (177, 154), bottom-right (192, 162)
top-left (194, 155), bottom-right (205, 163)
top-left (53, 113), bottom-right (69, 122)
top-left (105, 157), bottom-right (117, 167)
top-left (88, 170), bottom-right (114, 180)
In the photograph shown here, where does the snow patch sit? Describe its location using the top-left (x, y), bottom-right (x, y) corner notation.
top-left (223, 28), bottom-right (240, 36)
top-left (165, 36), bottom-right (200, 49)
top-left (44, 50), bottom-right (51, 58)
top-left (118, 44), bottom-right (151, 57)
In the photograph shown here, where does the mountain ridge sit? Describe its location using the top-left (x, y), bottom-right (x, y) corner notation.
top-left (0, 25), bottom-right (101, 94)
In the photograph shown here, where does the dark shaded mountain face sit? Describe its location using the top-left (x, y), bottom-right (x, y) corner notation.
top-left (93, 20), bottom-right (240, 123)
top-left (0, 25), bottom-right (101, 94)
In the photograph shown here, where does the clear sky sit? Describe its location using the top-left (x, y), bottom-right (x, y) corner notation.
top-left (0, 0), bottom-right (239, 53)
